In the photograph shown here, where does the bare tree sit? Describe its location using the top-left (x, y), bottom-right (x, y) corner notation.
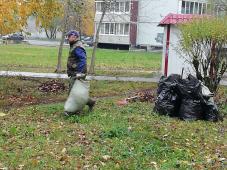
top-left (55, 0), bottom-right (87, 73)
top-left (44, 18), bottom-right (61, 39)
top-left (209, 0), bottom-right (227, 16)
top-left (89, 1), bottom-right (107, 74)
top-left (56, 0), bottom-right (70, 73)
top-left (89, 0), bottom-right (115, 74)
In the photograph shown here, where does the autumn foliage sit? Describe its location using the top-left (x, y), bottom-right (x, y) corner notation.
top-left (0, 0), bottom-right (35, 35)
top-left (0, 0), bottom-right (94, 37)
top-left (179, 17), bottom-right (227, 92)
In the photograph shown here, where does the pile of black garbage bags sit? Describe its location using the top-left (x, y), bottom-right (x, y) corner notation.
top-left (154, 74), bottom-right (221, 122)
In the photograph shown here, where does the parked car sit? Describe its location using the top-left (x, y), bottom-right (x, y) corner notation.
top-left (64, 35), bottom-right (94, 46)
top-left (83, 36), bottom-right (93, 47)
top-left (2, 33), bottom-right (24, 41)
top-left (2, 35), bottom-right (9, 40)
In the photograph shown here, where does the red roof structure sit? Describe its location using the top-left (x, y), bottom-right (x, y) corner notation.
top-left (159, 13), bottom-right (204, 26)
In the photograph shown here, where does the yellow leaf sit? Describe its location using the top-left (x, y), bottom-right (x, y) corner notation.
top-left (0, 112), bottom-right (6, 117)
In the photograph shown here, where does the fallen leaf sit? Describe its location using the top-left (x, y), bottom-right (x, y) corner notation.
top-left (219, 158), bottom-right (226, 162)
top-left (116, 99), bottom-right (128, 106)
top-left (83, 165), bottom-right (90, 168)
top-left (100, 161), bottom-right (106, 166)
top-left (61, 148), bottom-right (67, 154)
top-left (115, 163), bottom-right (120, 168)
top-left (102, 155), bottom-right (111, 161)
top-left (0, 112), bottom-right (6, 117)
top-left (207, 158), bottom-right (212, 163)
top-left (18, 164), bottom-right (24, 170)
top-left (128, 126), bottom-right (132, 131)
top-left (150, 161), bottom-right (158, 170)
top-left (59, 155), bottom-right (68, 162)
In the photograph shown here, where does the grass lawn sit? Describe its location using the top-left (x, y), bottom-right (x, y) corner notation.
top-left (0, 77), bottom-right (226, 169)
top-left (0, 44), bottom-right (161, 77)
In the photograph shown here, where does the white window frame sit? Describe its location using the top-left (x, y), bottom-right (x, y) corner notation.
top-left (180, 1), bottom-right (209, 15)
top-left (95, 1), bottom-right (104, 14)
top-left (179, 0), bottom-right (209, 15)
top-left (125, 1), bottom-right (130, 13)
top-left (97, 22), bottom-right (130, 36)
top-left (124, 23), bottom-right (129, 35)
top-left (95, 1), bottom-right (130, 14)
top-left (110, 23), bottom-right (115, 35)
top-left (100, 23), bottom-right (105, 34)
top-left (104, 23), bottom-right (110, 34)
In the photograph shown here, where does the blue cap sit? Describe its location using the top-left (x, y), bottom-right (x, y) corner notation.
top-left (66, 30), bottom-right (79, 37)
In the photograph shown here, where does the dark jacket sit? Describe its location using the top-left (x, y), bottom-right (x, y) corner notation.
top-left (67, 40), bottom-right (87, 77)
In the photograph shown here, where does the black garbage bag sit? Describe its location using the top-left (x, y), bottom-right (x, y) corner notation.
top-left (155, 74), bottom-right (221, 122)
top-left (179, 98), bottom-right (203, 120)
top-left (154, 74), bottom-right (181, 117)
top-left (177, 74), bottom-right (202, 99)
top-left (157, 74), bottom-right (182, 95)
top-left (202, 98), bottom-right (220, 122)
top-left (204, 103), bottom-right (219, 122)
top-left (154, 89), bottom-right (180, 116)
top-left (199, 84), bottom-right (220, 121)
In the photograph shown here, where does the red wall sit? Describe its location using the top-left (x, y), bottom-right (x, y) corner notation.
top-left (130, 0), bottom-right (138, 46)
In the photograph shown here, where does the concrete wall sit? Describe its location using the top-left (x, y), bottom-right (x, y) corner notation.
top-left (95, 0), bottom-right (180, 47)
top-left (137, 0), bottom-right (180, 47)
top-left (98, 35), bottom-right (129, 44)
top-left (95, 13), bottom-right (130, 23)
top-left (162, 25), bottom-right (194, 78)
top-left (94, 0), bottom-right (208, 47)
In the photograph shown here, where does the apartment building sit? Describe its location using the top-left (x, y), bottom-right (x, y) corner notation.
top-left (94, 0), bottom-right (208, 49)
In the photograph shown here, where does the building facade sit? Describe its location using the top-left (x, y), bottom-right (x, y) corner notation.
top-left (94, 0), bottom-right (208, 49)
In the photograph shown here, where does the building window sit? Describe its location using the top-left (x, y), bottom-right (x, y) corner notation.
top-left (124, 24), bottom-right (129, 35)
top-left (96, 2), bottom-right (101, 12)
top-left (189, 2), bottom-right (194, 14)
top-left (110, 2), bottom-right (115, 12)
top-left (119, 2), bottom-right (125, 12)
top-left (119, 23), bottom-right (124, 34)
top-left (97, 23), bottom-right (130, 35)
top-left (197, 3), bottom-right (202, 14)
top-left (181, 1), bottom-right (208, 14)
top-left (95, 1), bottom-right (130, 13)
top-left (125, 1), bottom-right (130, 12)
top-left (115, 2), bottom-right (120, 12)
top-left (194, 2), bottom-right (199, 14)
top-left (100, 23), bottom-right (105, 34)
top-left (110, 23), bottom-right (115, 34)
top-left (181, 1), bottom-right (186, 14)
top-left (115, 23), bottom-right (120, 34)
top-left (105, 23), bottom-right (110, 34)
top-left (96, 2), bottom-right (104, 12)
top-left (186, 1), bottom-right (190, 14)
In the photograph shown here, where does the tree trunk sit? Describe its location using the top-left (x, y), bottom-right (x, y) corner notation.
top-left (55, 0), bottom-right (69, 73)
top-left (88, 5), bottom-right (106, 74)
top-left (55, 29), bottom-right (66, 73)
top-left (79, 16), bottom-right (82, 39)
top-left (45, 29), bottom-right (50, 39)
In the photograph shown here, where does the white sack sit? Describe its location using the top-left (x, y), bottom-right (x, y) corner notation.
top-left (64, 80), bottom-right (89, 113)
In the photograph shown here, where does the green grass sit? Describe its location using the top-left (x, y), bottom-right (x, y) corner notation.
top-left (0, 44), bottom-right (161, 76)
top-left (0, 101), bottom-right (226, 169)
top-left (0, 77), bottom-right (155, 111)
top-left (0, 77), bottom-right (226, 169)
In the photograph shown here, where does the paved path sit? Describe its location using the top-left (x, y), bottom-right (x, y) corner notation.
top-left (27, 39), bottom-right (68, 47)
top-left (0, 71), bottom-right (227, 86)
top-left (0, 71), bottom-right (160, 83)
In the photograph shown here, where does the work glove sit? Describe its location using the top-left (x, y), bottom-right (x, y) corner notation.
top-left (72, 73), bottom-right (86, 80)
